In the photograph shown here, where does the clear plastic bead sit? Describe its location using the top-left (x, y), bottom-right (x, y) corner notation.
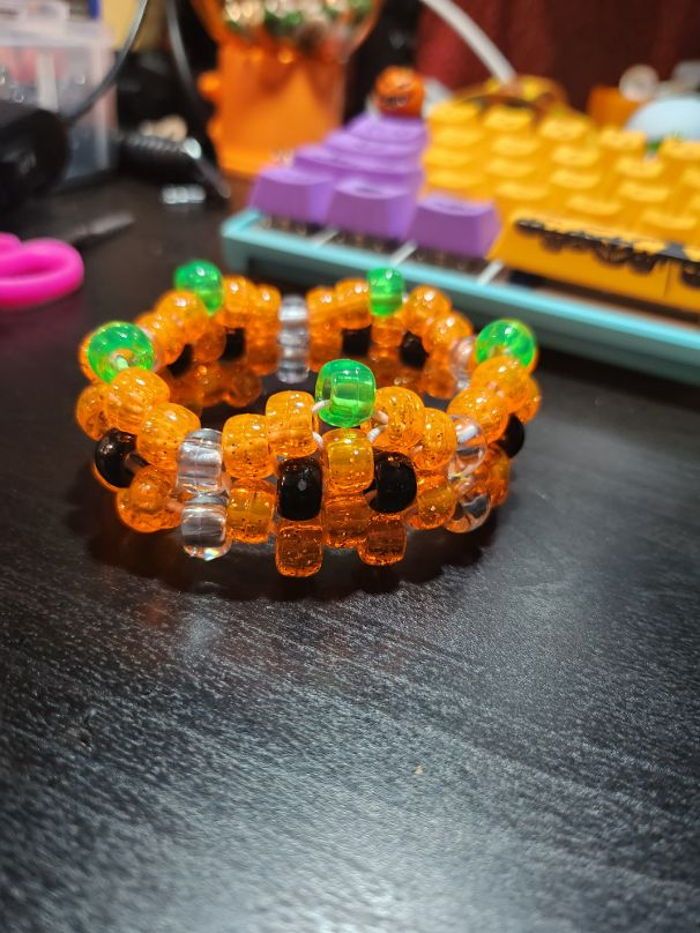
top-left (447, 415), bottom-right (487, 481)
top-left (181, 493), bottom-right (231, 560)
top-left (277, 295), bottom-right (309, 384)
top-left (451, 335), bottom-right (475, 390)
top-left (177, 428), bottom-right (224, 494)
top-left (446, 487), bottom-right (492, 534)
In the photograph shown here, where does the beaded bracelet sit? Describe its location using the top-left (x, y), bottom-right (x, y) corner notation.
top-left (75, 261), bottom-right (541, 577)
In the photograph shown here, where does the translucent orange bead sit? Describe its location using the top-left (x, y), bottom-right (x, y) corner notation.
top-left (413, 408), bottom-right (457, 472)
top-left (307, 286), bottom-right (337, 336)
top-left (335, 278), bottom-right (371, 330)
top-left (218, 275), bottom-right (257, 329)
top-left (275, 520), bottom-right (324, 577)
top-left (423, 312), bottom-right (473, 353)
top-left (371, 312), bottom-right (405, 349)
top-left (403, 285), bottom-right (451, 336)
top-left (408, 473), bottom-right (457, 529)
top-left (115, 467), bottom-right (180, 533)
top-left (254, 283), bottom-right (282, 333)
top-left (309, 334), bottom-right (343, 372)
top-left (78, 332), bottom-right (99, 382)
top-left (226, 481), bottom-right (275, 543)
top-left (220, 362), bottom-right (263, 408)
top-left (324, 429), bottom-right (374, 495)
top-left (471, 355), bottom-right (530, 412)
top-left (222, 413), bottom-right (274, 480)
top-left (193, 322), bottom-right (227, 363)
top-left (266, 390), bottom-right (317, 458)
top-left (246, 336), bottom-right (279, 376)
top-left (447, 385), bottom-right (508, 443)
top-left (324, 495), bottom-right (371, 548)
top-left (153, 290), bottom-right (209, 343)
top-left (369, 348), bottom-right (401, 388)
top-left (372, 386), bottom-right (425, 451)
top-left (420, 355), bottom-right (457, 399)
top-left (476, 446), bottom-right (511, 506)
top-left (104, 368), bottom-right (170, 434)
top-left (515, 375), bottom-right (542, 423)
top-left (357, 513), bottom-right (406, 566)
top-left (136, 402), bottom-right (200, 469)
top-left (134, 311), bottom-right (183, 367)
top-left (75, 383), bottom-right (109, 440)
top-left (190, 361), bottom-right (224, 407)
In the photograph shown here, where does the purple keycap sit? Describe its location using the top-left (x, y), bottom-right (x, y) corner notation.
top-left (409, 196), bottom-right (501, 258)
top-left (249, 166), bottom-right (334, 224)
top-left (325, 130), bottom-right (422, 164)
top-left (327, 178), bottom-right (416, 240)
top-left (346, 113), bottom-right (428, 148)
top-left (294, 145), bottom-right (423, 193)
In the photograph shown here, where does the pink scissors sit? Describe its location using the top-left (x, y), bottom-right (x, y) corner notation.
top-left (0, 233), bottom-right (84, 311)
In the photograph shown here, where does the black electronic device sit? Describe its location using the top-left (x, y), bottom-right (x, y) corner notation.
top-left (0, 101), bottom-right (68, 213)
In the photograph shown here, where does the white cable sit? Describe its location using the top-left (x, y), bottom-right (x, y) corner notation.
top-left (418, 0), bottom-right (516, 84)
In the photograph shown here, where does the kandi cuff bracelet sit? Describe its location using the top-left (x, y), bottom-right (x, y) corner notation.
top-left (75, 261), bottom-right (541, 577)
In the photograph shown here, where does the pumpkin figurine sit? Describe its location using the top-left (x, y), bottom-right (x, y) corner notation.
top-left (374, 67), bottom-right (425, 119)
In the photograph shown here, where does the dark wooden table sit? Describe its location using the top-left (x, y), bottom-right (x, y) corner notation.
top-left (1, 179), bottom-right (699, 933)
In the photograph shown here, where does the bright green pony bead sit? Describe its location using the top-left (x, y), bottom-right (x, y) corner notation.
top-left (367, 267), bottom-right (405, 318)
top-left (173, 259), bottom-right (223, 314)
top-left (315, 359), bottom-right (376, 428)
top-left (86, 322), bottom-right (155, 383)
top-left (474, 318), bottom-right (537, 369)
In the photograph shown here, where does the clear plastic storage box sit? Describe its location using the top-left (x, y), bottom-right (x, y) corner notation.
top-left (0, 0), bottom-right (115, 182)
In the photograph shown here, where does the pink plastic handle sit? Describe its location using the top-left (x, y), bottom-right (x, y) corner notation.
top-left (0, 237), bottom-right (84, 310)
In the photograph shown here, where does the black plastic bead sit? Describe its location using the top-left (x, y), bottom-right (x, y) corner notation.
top-left (370, 451), bottom-right (417, 514)
top-left (277, 457), bottom-right (323, 521)
top-left (221, 327), bottom-right (246, 361)
top-left (94, 429), bottom-right (142, 489)
top-left (168, 343), bottom-right (193, 377)
top-left (498, 415), bottom-right (526, 458)
top-left (399, 331), bottom-right (428, 369)
top-left (342, 325), bottom-right (372, 357)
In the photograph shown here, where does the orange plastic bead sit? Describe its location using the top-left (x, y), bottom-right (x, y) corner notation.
top-left (221, 362), bottom-right (263, 408)
top-left (403, 286), bottom-right (451, 336)
top-left (447, 386), bottom-right (508, 443)
top-left (408, 473), bottom-right (457, 530)
top-left (307, 286), bottom-right (337, 336)
top-left (189, 361), bottom-right (224, 407)
top-left (153, 290), bottom-right (209, 343)
top-left (357, 513), bottom-right (406, 566)
top-left (137, 402), bottom-right (200, 469)
top-left (254, 283), bottom-right (282, 334)
top-left (413, 408), bottom-right (457, 472)
top-left (515, 375), bottom-right (542, 423)
top-left (335, 278), bottom-right (371, 330)
top-left (420, 355), bottom-right (457, 399)
top-left (369, 349), bottom-right (402, 388)
top-left (309, 334), bottom-right (343, 372)
top-left (475, 446), bottom-right (511, 506)
top-left (216, 275), bottom-right (255, 329)
top-left (324, 429), bottom-right (374, 494)
top-left (371, 312), bottom-right (405, 349)
top-left (78, 332), bottom-right (98, 382)
top-left (471, 355), bottom-right (530, 412)
top-left (246, 336), bottom-right (279, 376)
top-left (104, 368), bottom-right (170, 434)
top-left (226, 481), bottom-right (275, 543)
top-left (423, 312), bottom-right (473, 353)
top-left (324, 495), bottom-right (371, 549)
top-left (193, 322), bottom-right (227, 363)
top-left (75, 383), bottom-right (109, 440)
top-left (222, 413), bottom-right (274, 480)
top-left (266, 391), bottom-right (317, 458)
top-left (372, 386), bottom-right (425, 451)
top-left (275, 520), bottom-right (324, 577)
top-left (115, 467), bottom-right (180, 533)
top-left (135, 311), bottom-right (183, 367)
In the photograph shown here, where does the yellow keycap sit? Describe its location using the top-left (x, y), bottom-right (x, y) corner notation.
top-left (612, 155), bottom-right (667, 186)
top-left (597, 127), bottom-right (646, 164)
top-left (551, 144), bottom-right (601, 172)
top-left (485, 157), bottom-right (537, 185)
top-left (423, 147), bottom-right (476, 173)
top-left (658, 138), bottom-right (700, 170)
top-left (548, 169), bottom-right (603, 207)
top-left (617, 181), bottom-right (670, 226)
top-left (564, 195), bottom-right (623, 226)
top-left (428, 99), bottom-right (481, 132)
top-left (427, 169), bottom-right (489, 200)
top-left (538, 114), bottom-right (592, 148)
top-left (637, 209), bottom-right (698, 244)
top-left (490, 134), bottom-right (543, 161)
top-left (493, 182), bottom-right (550, 221)
top-left (430, 127), bottom-right (486, 151)
top-left (482, 105), bottom-right (534, 137)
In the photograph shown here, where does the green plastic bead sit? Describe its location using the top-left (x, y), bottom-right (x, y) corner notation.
top-left (173, 259), bottom-right (223, 314)
top-left (367, 267), bottom-right (405, 318)
top-left (474, 318), bottom-right (537, 369)
top-left (86, 321), bottom-right (155, 383)
top-left (315, 359), bottom-right (377, 428)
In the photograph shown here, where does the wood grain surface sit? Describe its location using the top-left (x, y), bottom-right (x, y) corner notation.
top-left (1, 180), bottom-right (699, 933)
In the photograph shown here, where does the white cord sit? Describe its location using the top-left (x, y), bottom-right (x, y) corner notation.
top-left (419, 0), bottom-right (516, 84)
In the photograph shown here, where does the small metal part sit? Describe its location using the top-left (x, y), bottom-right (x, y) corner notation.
top-left (160, 184), bottom-right (207, 206)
